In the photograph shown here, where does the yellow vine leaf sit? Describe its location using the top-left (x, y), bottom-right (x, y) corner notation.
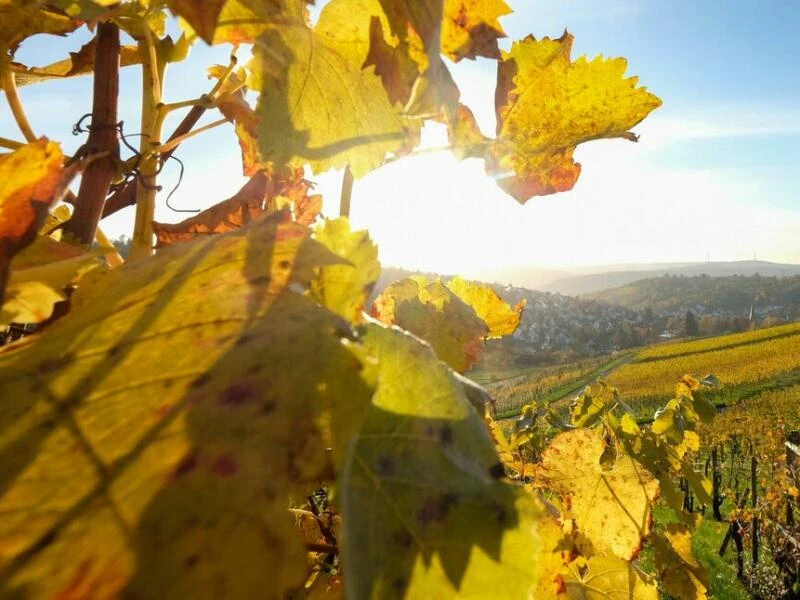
top-left (152, 170), bottom-right (316, 247)
top-left (488, 32), bottom-right (661, 203)
top-left (167, 0), bottom-right (226, 44)
top-left (560, 555), bottom-right (658, 599)
top-left (446, 275), bottom-right (524, 337)
top-left (11, 40), bottom-right (143, 87)
top-left (440, 0), bottom-right (511, 61)
top-left (536, 428), bottom-right (659, 561)
top-left (200, 0), bottom-right (309, 44)
top-left (0, 1), bottom-right (77, 53)
top-left (0, 140), bottom-right (64, 306)
top-left (310, 218), bottom-right (381, 324)
top-left (248, 20), bottom-right (408, 177)
top-left (372, 276), bottom-right (488, 373)
top-left (1, 236), bottom-right (104, 326)
top-left (338, 323), bottom-right (549, 598)
top-left (653, 524), bottom-right (709, 600)
top-left (316, 0), bottom-right (461, 118)
top-left (447, 103), bottom-right (490, 160)
top-left (0, 213), bottom-right (365, 598)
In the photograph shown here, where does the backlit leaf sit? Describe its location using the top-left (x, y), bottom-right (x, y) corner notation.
top-left (561, 555), bottom-right (658, 599)
top-left (536, 428), bottom-right (659, 561)
top-left (310, 218), bottom-right (381, 323)
top-left (440, 0), bottom-right (511, 61)
top-left (445, 275), bottom-right (523, 337)
top-left (0, 1), bottom-right (77, 53)
top-left (205, 0), bottom-right (309, 44)
top-left (653, 524), bottom-right (709, 600)
top-left (249, 22), bottom-right (408, 177)
top-left (339, 322), bottom-right (545, 598)
top-left (0, 213), bottom-right (360, 598)
top-left (1, 236), bottom-right (103, 326)
top-left (372, 276), bottom-right (488, 372)
top-left (447, 103), bottom-right (490, 160)
top-left (11, 40), bottom-right (143, 87)
top-left (168, 0), bottom-right (226, 44)
top-left (488, 32), bottom-right (661, 202)
top-left (152, 170), bottom-right (315, 247)
top-left (0, 140), bottom-right (64, 307)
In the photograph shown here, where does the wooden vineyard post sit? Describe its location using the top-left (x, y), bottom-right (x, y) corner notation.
top-left (751, 455), bottom-right (759, 565)
top-left (788, 431), bottom-right (800, 526)
top-left (713, 446), bottom-right (723, 521)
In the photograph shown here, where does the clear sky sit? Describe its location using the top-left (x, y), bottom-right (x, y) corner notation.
top-left (2, 1), bottom-right (799, 279)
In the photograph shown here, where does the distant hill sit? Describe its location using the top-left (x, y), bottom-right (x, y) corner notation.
top-left (541, 261), bottom-right (800, 296)
top-left (588, 273), bottom-right (800, 314)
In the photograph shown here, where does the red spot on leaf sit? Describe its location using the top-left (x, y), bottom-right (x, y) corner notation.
top-left (172, 452), bottom-right (198, 479)
top-left (219, 382), bottom-right (258, 407)
top-left (211, 454), bottom-right (238, 477)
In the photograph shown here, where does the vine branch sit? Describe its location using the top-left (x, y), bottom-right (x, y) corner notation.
top-left (1, 64), bottom-right (37, 142)
top-left (63, 21), bottom-right (121, 246)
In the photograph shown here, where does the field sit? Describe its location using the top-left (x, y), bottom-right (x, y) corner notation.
top-left (486, 354), bottom-right (631, 418)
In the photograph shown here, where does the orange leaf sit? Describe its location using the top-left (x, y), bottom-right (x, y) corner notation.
top-left (0, 140), bottom-right (64, 304)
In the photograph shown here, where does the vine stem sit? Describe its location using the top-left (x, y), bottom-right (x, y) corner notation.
top-left (0, 136), bottom-right (24, 151)
top-left (149, 118), bottom-right (228, 155)
top-left (1, 62), bottom-right (37, 142)
top-left (129, 27), bottom-right (165, 260)
top-left (63, 21), bottom-right (121, 246)
top-left (339, 165), bottom-right (354, 217)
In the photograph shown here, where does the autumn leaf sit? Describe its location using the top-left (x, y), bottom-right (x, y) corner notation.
top-left (167, 0), bottom-right (227, 44)
top-left (487, 31), bottom-right (661, 202)
top-left (372, 276), bottom-right (488, 373)
top-left (447, 103), bottom-right (490, 160)
top-left (0, 213), bottom-right (361, 598)
top-left (536, 428), bottom-right (659, 561)
top-left (249, 21), bottom-right (408, 177)
top-left (653, 524), bottom-right (709, 600)
top-left (198, 0), bottom-right (310, 44)
top-left (0, 140), bottom-right (64, 307)
top-left (310, 218), bottom-right (381, 324)
top-left (0, 1), bottom-right (77, 54)
top-left (1, 236), bottom-right (104, 326)
top-left (338, 322), bottom-right (547, 598)
top-left (445, 275), bottom-right (523, 337)
top-left (441, 0), bottom-right (511, 61)
top-left (152, 170), bottom-right (316, 247)
top-left (11, 39), bottom-right (143, 87)
top-left (561, 555), bottom-right (658, 599)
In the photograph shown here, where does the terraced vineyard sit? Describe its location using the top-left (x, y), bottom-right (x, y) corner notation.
top-left (488, 354), bottom-right (631, 418)
top-left (608, 323), bottom-right (800, 419)
top-left (486, 322), bottom-right (800, 422)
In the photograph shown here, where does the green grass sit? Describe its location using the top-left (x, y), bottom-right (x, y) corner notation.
top-left (638, 505), bottom-right (750, 600)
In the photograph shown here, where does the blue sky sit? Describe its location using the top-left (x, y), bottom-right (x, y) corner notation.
top-left (2, 1), bottom-right (799, 275)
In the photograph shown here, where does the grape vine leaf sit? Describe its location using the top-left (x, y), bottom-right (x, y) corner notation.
top-left (0, 140), bottom-right (64, 306)
top-left (207, 65), bottom-right (265, 176)
top-left (0, 213), bottom-right (362, 598)
top-left (447, 103), bottom-right (490, 160)
top-left (338, 322), bottom-right (549, 598)
top-left (653, 524), bottom-right (709, 600)
top-left (167, 0), bottom-right (227, 44)
top-left (196, 0), bottom-right (309, 44)
top-left (440, 0), bottom-right (511, 61)
top-left (152, 170), bottom-right (316, 247)
top-left (488, 31), bottom-right (662, 203)
top-left (1, 236), bottom-right (104, 326)
top-left (0, 1), bottom-right (77, 53)
top-left (310, 218), bottom-right (381, 324)
top-left (444, 275), bottom-right (524, 337)
top-left (11, 39), bottom-right (143, 87)
top-left (371, 276), bottom-right (489, 373)
top-left (536, 428), bottom-right (659, 561)
top-left (560, 555), bottom-right (658, 599)
top-left (249, 19), bottom-right (409, 177)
